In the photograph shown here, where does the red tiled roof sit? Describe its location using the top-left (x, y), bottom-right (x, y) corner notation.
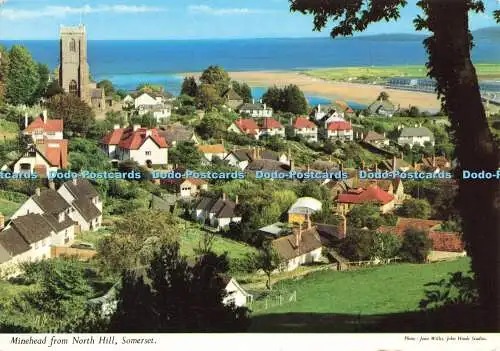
top-left (261, 118), bottom-right (283, 130)
top-left (429, 231), bottom-right (464, 252)
top-left (337, 185), bottom-right (394, 205)
top-left (102, 127), bottom-right (167, 150)
top-left (25, 116), bottom-right (63, 133)
top-left (335, 100), bottom-right (354, 113)
top-left (234, 119), bottom-right (259, 135)
top-left (39, 140), bottom-right (68, 168)
top-left (327, 121), bottom-right (352, 131)
top-left (378, 217), bottom-right (442, 237)
top-left (294, 117), bottom-right (316, 129)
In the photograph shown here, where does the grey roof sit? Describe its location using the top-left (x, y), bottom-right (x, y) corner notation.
top-left (10, 213), bottom-right (53, 244)
top-left (158, 123), bottom-right (196, 144)
top-left (42, 213), bottom-right (76, 232)
top-left (315, 223), bottom-right (342, 246)
top-left (63, 179), bottom-right (99, 199)
top-left (272, 227), bottom-right (323, 261)
top-left (239, 103), bottom-right (270, 111)
top-left (196, 196), bottom-right (238, 218)
top-left (150, 194), bottom-right (173, 211)
top-left (223, 88), bottom-right (243, 101)
top-left (245, 159), bottom-right (291, 173)
top-left (32, 189), bottom-right (71, 215)
top-left (368, 100), bottom-right (396, 113)
top-left (258, 222), bottom-right (292, 237)
top-left (72, 198), bottom-right (101, 222)
top-left (399, 127), bottom-right (434, 139)
top-left (0, 228), bottom-right (30, 261)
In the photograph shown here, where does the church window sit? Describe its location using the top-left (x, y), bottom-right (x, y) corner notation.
top-left (69, 39), bottom-right (76, 52)
top-left (69, 80), bottom-right (78, 96)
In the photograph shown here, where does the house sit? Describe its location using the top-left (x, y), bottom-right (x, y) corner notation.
top-left (227, 119), bottom-right (260, 140)
top-left (157, 123), bottom-right (200, 147)
top-left (164, 178), bottom-right (208, 198)
top-left (10, 186), bottom-right (76, 244)
top-left (23, 110), bottom-right (63, 142)
top-left (367, 99), bottom-right (397, 117)
top-left (351, 178), bottom-right (406, 205)
top-left (337, 185), bottom-right (395, 214)
top-left (223, 88), bottom-right (244, 110)
top-left (101, 125), bottom-right (169, 166)
top-left (9, 140), bottom-right (68, 177)
top-left (134, 92), bottom-right (172, 121)
top-left (141, 105), bottom-right (172, 121)
top-left (379, 156), bottom-right (413, 172)
top-left (259, 118), bottom-right (285, 138)
top-left (238, 100), bottom-right (273, 118)
top-left (197, 144), bottom-right (227, 163)
top-left (288, 197), bottom-right (322, 225)
top-left (272, 223), bottom-right (323, 272)
top-left (258, 222), bottom-right (293, 238)
top-left (246, 158), bottom-right (292, 174)
top-left (224, 147), bottom-right (289, 170)
top-left (220, 275), bottom-right (253, 307)
top-left (362, 131), bottom-right (390, 146)
top-left (398, 127), bottom-right (435, 148)
top-left (416, 155), bottom-right (452, 173)
top-left (311, 104), bottom-right (343, 122)
top-left (326, 121), bottom-right (354, 141)
top-left (294, 117), bottom-right (318, 142)
top-left (193, 194), bottom-right (242, 230)
top-left (58, 179), bottom-right (103, 232)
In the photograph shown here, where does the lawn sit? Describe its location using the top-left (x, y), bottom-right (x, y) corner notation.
top-left (0, 120), bottom-right (19, 141)
top-left (0, 198), bottom-right (21, 219)
top-left (250, 257), bottom-right (471, 332)
top-left (303, 64), bottom-right (500, 82)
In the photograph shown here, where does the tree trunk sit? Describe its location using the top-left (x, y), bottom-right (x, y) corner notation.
top-left (424, 0), bottom-right (500, 330)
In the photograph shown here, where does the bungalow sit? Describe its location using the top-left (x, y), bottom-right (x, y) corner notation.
top-left (227, 119), bottom-right (260, 140)
top-left (398, 127), bottom-right (435, 148)
top-left (101, 125), bottom-right (169, 166)
top-left (58, 179), bottom-right (103, 232)
top-left (327, 121), bottom-right (354, 141)
top-left (197, 144), bottom-right (227, 163)
top-left (9, 140), bottom-right (68, 177)
top-left (164, 178), bottom-right (208, 198)
top-left (238, 100), bottom-right (273, 118)
top-left (23, 110), bottom-right (63, 142)
top-left (193, 194), bottom-right (242, 230)
top-left (367, 99), bottom-right (397, 117)
top-left (362, 131), bottom-right (390, 146)
top-left (294, 117), bottom-right (318, 142)
top-left (272, 223), bottom-right (323, 272)
top-left (224, 147), bottom-right (289, 170)
top-left (157, 123), bottom-right (200, 147)
top-left (223, 88), bottom-right (244, 111)
top-left (337, 185), bottom-right (395, 214)
top-left (259, 118), bottom-right (285, 138)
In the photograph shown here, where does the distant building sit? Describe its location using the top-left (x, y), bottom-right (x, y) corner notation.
top-left (398, 127), bottom-right (435, 148)
top-left (326, 121), bottom-right (354, 141)
top-left (287, 197), bottom-right (322, 225)
top-left (367, 99), bottom-right (397, 117)
top-left (157, 123), bottom-right (199, 147)
top-left (362, 131), bottom-right (389, 146)
top-left (259, 118), bottom-right (285, 138)
top-left (134, 92), bottom-right (172, 121)
top-left (227, 119), bottom-right (260, 140)
top-left (164, 178), bottom-right (208, 198)
top-left (224, 147), bottom-right (288, 170)
top-left (416, 155), bottom-right (452, 173)
top-left (351, 178), bottom-right (406, 205)
top-left (378, 156), bottom-right (413, 172)
top-left (197, 144), bottom-right (227, 163)
top-left (238, 100), bottom-right (273, 118)
top-left (9, 140), bottom-right (68, 177)
top-left (223, 88), bottom-right (244, 110)
top-left (337, 185), bottom-right (395, 214)
top-left (294, 117), bottom-right (318, 142)
top-left (23, 111), bottom-right (63, 142)
top-left (193, 194), bottom-right (241, 230)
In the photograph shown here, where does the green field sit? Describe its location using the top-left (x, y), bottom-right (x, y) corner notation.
top-left (303, 64), bottom-right (500, 82)
top-left (250, 257), bottom-right (471, 332)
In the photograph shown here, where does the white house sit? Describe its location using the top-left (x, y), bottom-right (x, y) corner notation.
top-left (221, 275), bottom-right (253, 307)
top-left (238, 100), bottom-right (273, 118)
top-left (294, 117), bottom-right (318, 142)
top-left (134, 92), bottom-right (164, 109)
top-left (398, 127), bottom-right (435, 148)
top-left (326, 121), bottom-right (354, 141)
top-left (23, 110), bottom-right (64, 142)
top-left (224, 148), bottom-right (288, 170)
top-left (193, 194), bottom-right (242, 230)
top-left (197, 144), bottom-right (227, 163)
top-left (259, 118), bottom-right (285, 138)
top-left (9, 141), bottom-right (68, 177)
top-left (134, 93), bottom-right (172, 121)
top-left (58, 179), bottom-right (103, 232)
top-left (101, 125), bottom-right (169, 166)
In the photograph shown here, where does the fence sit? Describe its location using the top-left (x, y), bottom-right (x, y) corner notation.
top-left (248, 290), bottom-right (297, 312)
top-left (344, 257), bottom-right (402, 270)
top-left (50, 246), bottom-right (97, 260)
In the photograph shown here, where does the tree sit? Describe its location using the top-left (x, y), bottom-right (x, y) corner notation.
top-left (4, 45), bottom-right (40, 106)
top-left (168, 141), bottom-right (203, 169)
top-left (0, 45), bottom-right (9, 101)
top-left (195, 113), bottom-right (228, 140)
top-left (97, 79), bottom-right (115, 97)
top-left (254, 242), bottom-right (282, 290)
top-left (397, 198), bottom-right (432, 219)
top-left (197, 84), bottom-right (223, 111)
top-left (46, 94), bottom-right (95, 136)
top-left (399, 228), bottom-right (433, 263)
top-left (290, 0), bottom-right (499, 327)
top-left (371, 231), bottom-right (402, 261)
top-left (347, 203), bottom-right (383, 230)
top-left (283, 85), bottom-right (308, 115)
top-left (231, 81), bottom-right (252, 103)
top-left (109, 242), bottom-right (250, 332)
top-left (136, 83), bottom-right (164, 94)
top-left (181, 76), bottom-right (199, 97)
top-left (68, 138), bottom-right (112, 172)
top-left (33, 63), bottom-right (49, 103)
top-left (45, 80), bottom-right (64, 99)
top-left (262, 86), bottom-right (283, 111)
top-left (339, 229), bottom-right (375, 261)
top-left (200, 65), bottom-right (230, 95)
top-left (377, 91), bottom-right (390, 101)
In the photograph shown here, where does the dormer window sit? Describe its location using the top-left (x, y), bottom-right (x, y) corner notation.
top-left (58, 212), bottom-right (65, 223)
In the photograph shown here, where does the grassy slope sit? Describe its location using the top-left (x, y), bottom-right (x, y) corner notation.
top-left (251, 258), bottom-right (470, 331)
top-left (0, 199), bottom-right (21, 219)
top-left (303, 64), bottom-right (500, 82)
top-left (0, 120), bottom-right (18, 141)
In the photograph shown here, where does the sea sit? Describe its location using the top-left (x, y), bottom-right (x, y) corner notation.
top-left (1, 37), bottom-right (498, 107)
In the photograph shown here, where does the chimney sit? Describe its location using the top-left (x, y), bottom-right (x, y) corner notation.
top-left (383, 132), bottom-right (386, 138)
top-left (287, 147), bottom-right (291, 162)
top-left (222, 193), bottom-right (227, 201)
top-left (307, 213), bottom-right (312, 230)
top-left (113, 124), bottom-right (120, 130)
top-left (133, 124), bottom-right (141, 131)
top-left (392, 156), bottom-right (397, 172)
top-left (432, 154), bottom-right (436, 167)
top-left (252, 98), bottom-right (255, 104)
top-left (340, 214), bottom-right (347, 239)
top-left (24, 113), bottom-right (29, 129)
top-left (145, 130), bottom-right (151, 137)
top-left (73, 178), bottom-right (78, 186)
top-left (0, 212), bottom-right (4, 230)
top-left (400, 152), bottom-right (404, 159)
top-left (296, 224), bottom-right (302, 248)
top-left (307, 164), bottom-right (310, 172)
top-left (263, 103), bottom-right (267, 110)
top-left (252, 147), bottom-right (257, 160)
top-left (48, 180), bottom-right (55, 190)
top-left (35, 188), bottom-right (41, 197)
top-left (235, 195), bottom-right (239, 205)
top-left (259, 99), bottom-right (263, 104)
top-left (289, 158), bottom-right (294, 171)
top-left (361, 160), bottom-right (365, 170)
top-left (42, 110), bottom-right (48, 123)
top-left (318, 104), bottom-right (321, 113)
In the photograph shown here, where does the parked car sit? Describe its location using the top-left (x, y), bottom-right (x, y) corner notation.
top-left (70, 242), bottom-right (95, 250)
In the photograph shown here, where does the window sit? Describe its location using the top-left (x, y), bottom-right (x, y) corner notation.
top-left (226, 297), bottom-right (236, 305)
top-left (69, 80), bottom-right (78, 96)
top-left (145, 151), bottom-right (152, 156)
top-left (69, 39), bottom-right (76, 52)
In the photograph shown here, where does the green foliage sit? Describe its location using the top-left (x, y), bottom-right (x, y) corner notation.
top-left (262, 85), bottom-right (308, 114)
top-left (136, 83), bottom-right (164, 94)
top-left (4, 45), bottom-right (40, 106)
top-left (339, 229), bottom-right (375, 261)
top-left (371, 231), bottom-right (402, 260)
top-left (397, 198), bottom-right (432, 219)
top-left (254, 241), bottom-right (283, 290)
top-left (231, 81), bottom-right (252, 103)
top-left (200, 65), bottom-right (231, 95)
top-left (45, 80), bottom-right (64, 99)
top-left (168, 141), bottom-right (203, 168)
top-left (47, 94), bottom-right (95, 136)
top-left (181, 76), bottom-right (198, 97)
top-left (197, 84), bottom-right (223, 111)
top-left (130, 112), bottom-right (157, 129)
top-left (109, 242), bottom-right (250, 332)
top-left (97, 80), bottom-right (115, 96)
top-left (399, 228), bottom-right (433, 263)
top-left (347, 203), bottom-right (383, 230)
top-left (195, 112), bottom-right (229, 140)
top-left (34, 63), bottom-right (50, 102)
top-left (68, 138), bottom-right (112, 172)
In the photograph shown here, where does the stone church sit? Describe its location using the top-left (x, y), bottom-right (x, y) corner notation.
top-left (58, 25), bottom-right (106, 111)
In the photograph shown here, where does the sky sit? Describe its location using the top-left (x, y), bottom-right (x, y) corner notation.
top-left (0, 0), bottom-right (498, 40)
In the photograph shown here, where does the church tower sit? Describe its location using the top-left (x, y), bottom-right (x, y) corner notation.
top-left (59, 25), bottom-right (90, 104)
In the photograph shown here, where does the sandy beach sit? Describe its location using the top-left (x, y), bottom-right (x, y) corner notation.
top-left (226, 71), bottom-right (442, 111)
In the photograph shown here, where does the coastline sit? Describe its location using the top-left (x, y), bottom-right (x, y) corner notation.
top-left (187, 70), bottom-right (442, 110)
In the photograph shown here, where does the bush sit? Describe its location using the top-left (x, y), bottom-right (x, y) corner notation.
top-left (399, 228), bottom-right (433, 263)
